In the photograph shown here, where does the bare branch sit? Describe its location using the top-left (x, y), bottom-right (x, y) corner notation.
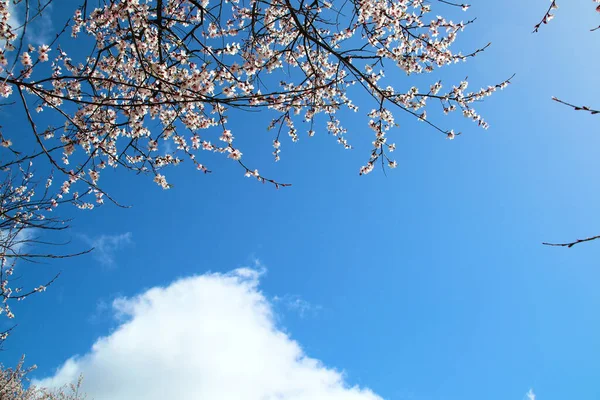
top-left (552, 97), bottom-right (600, 114)
top-left (543, 235), bottom-right (600, 248)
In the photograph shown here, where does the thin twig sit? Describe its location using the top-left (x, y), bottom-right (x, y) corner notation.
top-left (552, 97), bottom-right (600, 114)
top-left (543, 235), bottom-right (600, 248)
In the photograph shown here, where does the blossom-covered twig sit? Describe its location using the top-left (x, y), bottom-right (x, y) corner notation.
top-left (533, 0), bottom-right (558, 33)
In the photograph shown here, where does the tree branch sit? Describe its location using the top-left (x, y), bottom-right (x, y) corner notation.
top-left (543, 235), bottom-right (600, 248)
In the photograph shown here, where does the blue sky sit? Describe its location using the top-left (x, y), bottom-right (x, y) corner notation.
top-left (2, 1), bottom-right (600, 399)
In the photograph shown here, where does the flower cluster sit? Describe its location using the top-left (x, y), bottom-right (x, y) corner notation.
top-left (0, 357), bottom-right (85, 399)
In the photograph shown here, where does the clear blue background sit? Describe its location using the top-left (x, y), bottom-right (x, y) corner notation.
top-left (2, 1), bottom-right (600, 399)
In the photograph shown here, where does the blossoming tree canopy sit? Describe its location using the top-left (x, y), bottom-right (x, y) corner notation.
top-left (0, 0), bottom-right (512, 193)
top-left (0, 0), bottom-right (512, 324)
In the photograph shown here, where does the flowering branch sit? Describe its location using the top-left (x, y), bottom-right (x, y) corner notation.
top-left (533, 0), bottom-right (600, 32)
top-left (533, 0), bottom-right (558, 33)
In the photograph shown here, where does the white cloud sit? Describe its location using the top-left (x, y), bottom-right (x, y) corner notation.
top-left (81, 232), bottom-right (132, 267)
top-left (4, 1), bottom-right (52, 45)
top-left (87, 297), bottom-right (113, 324)
top-left (34, 268), bottom-right (382, 400)
top-left (2, 1), bottom-right (22, 50)
top-left (6, 2), bottom-right (21, 33)
top-left (0, 227), bottom-right (33, 257)
top-left (28, 4), bottom-right (53, 46)
top-left (527, 389), bottom-right (535, 400)
top-left (273, 294), bottom-right (322, 318)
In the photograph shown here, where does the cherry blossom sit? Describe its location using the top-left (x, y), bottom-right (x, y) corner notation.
top-left (0, 357), bottom-right (85, 399)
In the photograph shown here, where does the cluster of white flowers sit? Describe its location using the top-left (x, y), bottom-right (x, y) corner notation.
top-left (0, 357), bottom-right (85, 399)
